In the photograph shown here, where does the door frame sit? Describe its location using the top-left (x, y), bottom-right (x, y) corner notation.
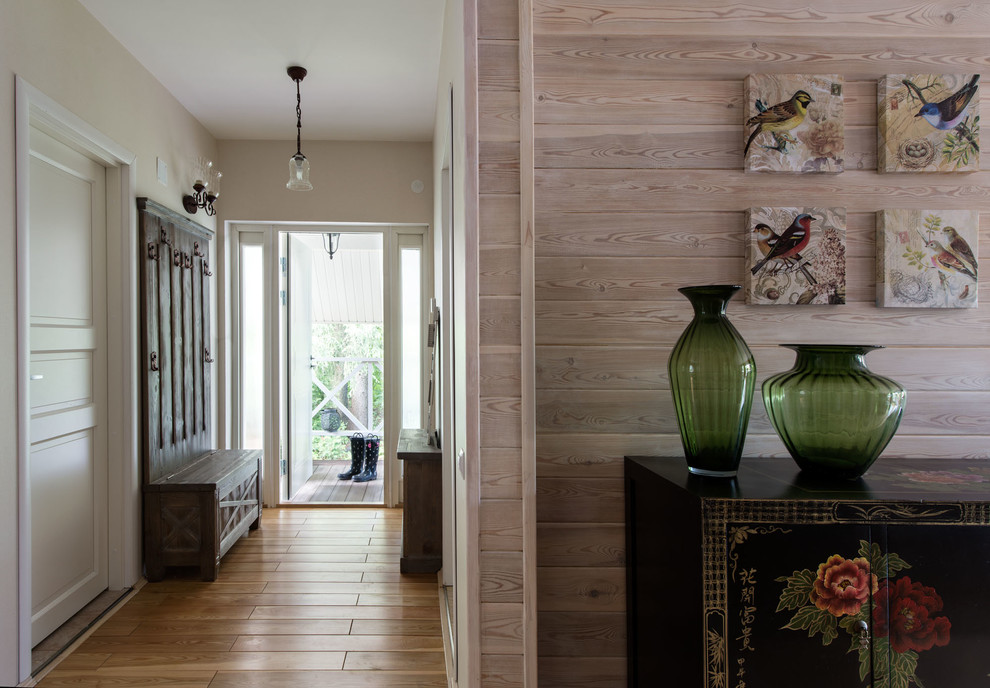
top-left (15, 77), bottom-right (139, 682)
top-left (228, 223), bottom-right (429, 509)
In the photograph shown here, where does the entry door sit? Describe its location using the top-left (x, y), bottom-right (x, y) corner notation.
top-left (28, 126), bottom-right (109, 644)
top-left (287, 234), bottom-right (314, 498)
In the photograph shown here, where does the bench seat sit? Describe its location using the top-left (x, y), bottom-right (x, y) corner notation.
top-left (143, 448), bottom-right (262, 581)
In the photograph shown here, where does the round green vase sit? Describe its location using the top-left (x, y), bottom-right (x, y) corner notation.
top-left (668, 285), bottom-right (756, 478)
top-left (762, 345), bottom-right (906, 479)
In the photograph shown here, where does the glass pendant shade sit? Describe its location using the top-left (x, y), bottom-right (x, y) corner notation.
top-left (287, 153), bottom-right (312, 191)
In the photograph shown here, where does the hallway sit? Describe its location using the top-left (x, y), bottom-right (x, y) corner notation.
top-left (32, 508), bottom-right (447, 687)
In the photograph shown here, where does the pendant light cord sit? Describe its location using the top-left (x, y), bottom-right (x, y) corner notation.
top-left (295, 78), bottom-right (303, 156)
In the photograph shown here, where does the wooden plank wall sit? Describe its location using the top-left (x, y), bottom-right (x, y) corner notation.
top-left (521, 1), bottom-right (990, 686)
top-left (478, 1), bottom-right (528, 686)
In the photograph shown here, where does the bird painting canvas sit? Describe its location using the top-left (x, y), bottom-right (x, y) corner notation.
top-left (877, 209), bottom-right (978, 308)
top-left (744, 74), bottom-right (844, 174)
top-left (746, 207), bottom-right (846, 305)
top-left (878, 74), bottom-right (980, 173)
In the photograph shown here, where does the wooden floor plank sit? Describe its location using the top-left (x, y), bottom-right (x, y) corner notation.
top-left (207, 670), bottom-right (447, 688)
top-left (34, 507), bottom-right (446, 687)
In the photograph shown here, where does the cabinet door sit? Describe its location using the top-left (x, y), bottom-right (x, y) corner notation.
top-left (876, 525), bottom-right (990, 687)
top-left (724, 523), bottom-right (874, 687)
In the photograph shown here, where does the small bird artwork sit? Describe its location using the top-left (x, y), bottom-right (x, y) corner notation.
top-left (942, 226), bottom-right (978, 276)
top-left (903, 75), bottom-right (980, 131)
top-left (751, 213), bottom-right (814, 275)
top-left (752, 223), bottom-right (817, 284)
top-left (744, 90), bottom-right (815, 157)
top-left (926, 239), bottom-right (977, 281)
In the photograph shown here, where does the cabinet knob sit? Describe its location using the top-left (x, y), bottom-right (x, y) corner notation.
top-left (855, 619), bottom-right (870, 649)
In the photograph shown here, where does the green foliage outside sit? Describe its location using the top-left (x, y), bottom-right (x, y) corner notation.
top-left (310, 322), bottom-right (384, 461)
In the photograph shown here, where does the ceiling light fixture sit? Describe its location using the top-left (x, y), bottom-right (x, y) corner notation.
top-left (286, 66), bottom-right (313, 191)
top-left (323, 232), bottom-right (341, 259)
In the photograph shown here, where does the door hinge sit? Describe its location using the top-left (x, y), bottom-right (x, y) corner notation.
top-left (280, 256), bottom-right (287, 273)
top-left (280, 290), bottom-right (286, 306)
top-left (280, 458), bottom-right (287, 475)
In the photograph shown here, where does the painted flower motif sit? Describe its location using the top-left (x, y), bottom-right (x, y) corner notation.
top-left (873, 576), bottom-right (951, 653)
top-left (902, 470), bottom-right (988, 485)
top-left (810, 555), bottom-right (878, 616)
top-left (798, 120), bottom-right (843, 159)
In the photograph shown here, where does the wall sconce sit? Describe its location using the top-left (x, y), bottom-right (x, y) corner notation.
top-left (323, 232), bottom-right (341, 259)
top-left (183, 157), bottom-right (221, 215)
top-left (286, 66), bottom-right (313, 191)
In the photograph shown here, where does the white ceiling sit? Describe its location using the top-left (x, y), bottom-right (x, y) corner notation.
top-left (77, 0), bottom-right (447, 142)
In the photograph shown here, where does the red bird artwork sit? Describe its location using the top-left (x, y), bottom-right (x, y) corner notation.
top-left (751, 213), bottom-right (814, 275)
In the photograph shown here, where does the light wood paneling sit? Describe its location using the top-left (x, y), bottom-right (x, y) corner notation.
top-left (534, 0), bottom-right (990, 37)
top-left (482, 447), bottom-right (524, 499)
top-left (481, 603), bottom-right (526, 654)
top-left (481, 551), bottom-right (526, 603)
top-left (526, 1), bottom-right (990, 685)
top-left (537, 567), bottom-right (625, 611)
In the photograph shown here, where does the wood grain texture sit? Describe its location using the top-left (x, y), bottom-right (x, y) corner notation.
top-left (480, 0), bottom-right (521, 39)
top-left (538, 656), bottom-right (627, 687)
top-left (534, 35), bottom-right (990, 80)
top-left (537, 611), bottom-right (626, 656)
top-left (481, 91), bottom-right (522, 142)
top-left (537, 524), bottom-right (625, 567)
top-left (534, 0), bottom-right (990, 37)
top-left (537, 567), bottom-right (626, 612)
top-left (35, 509), bottom-right (445, 688)
top-left (481, 397), bottom-right (524, 448)
top-left (517, 1), bottom-right (990, 685)
top-left (482, 447), bottom-right (524, 499)
top-left (480, 551), bottom-right (526, 603)
top-left (480, 603), bottom-right (526, 654)
top-left (480, 499), bottom-right (525, 551)
top-left (480, 195), bottom-right (522, 244)
top-left (481, 653), bottom-right (526, 687)
top-left (480, 246), bottom-right (522, 296)
top-left (481, 353), bottom-right (523, 397)
top-left (536, 477), bottom-right (624, 522)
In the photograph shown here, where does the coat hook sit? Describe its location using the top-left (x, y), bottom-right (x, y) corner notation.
top-left (160, 229), bottom-right (172, 246)
top-left (173, 249), bottom-right (182, 266)
top-left (203, 260), bottom-right (213, 277)
top-left (150, 351), bottom-right (159, 371)
top-left (148, 242), bottom-right (160, 261)
top-left (194, 242), bottom-right (205, 257)
top-left (204, 348), bottom-right (215, 364)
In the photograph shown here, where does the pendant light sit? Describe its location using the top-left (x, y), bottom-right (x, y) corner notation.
top-left (286, 66), bottom-right (313, 191)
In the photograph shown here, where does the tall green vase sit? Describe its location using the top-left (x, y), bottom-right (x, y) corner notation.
top-left (668, 285), bottom-right (756, 477)
top-left (762, 345), bottom-right (907, 479)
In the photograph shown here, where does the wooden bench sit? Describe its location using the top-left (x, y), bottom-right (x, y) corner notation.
top-left (143, 449), bottom-right (262, 582)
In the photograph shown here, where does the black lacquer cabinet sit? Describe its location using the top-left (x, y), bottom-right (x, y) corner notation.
top-left (625, 457), bottom-right (990, 688)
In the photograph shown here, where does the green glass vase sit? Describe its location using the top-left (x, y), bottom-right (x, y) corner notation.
top-left (762, 345), bottom-right (907, 479)
top-left (668, 285), bottom-right (756, 477)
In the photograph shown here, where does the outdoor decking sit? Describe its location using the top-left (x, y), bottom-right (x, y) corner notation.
top-left (290, 460), bottom-right (384, 504)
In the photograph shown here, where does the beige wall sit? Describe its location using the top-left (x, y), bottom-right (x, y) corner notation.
top-left (0, 1), bottom-right (219, 681)
top-left (217, 140), bottom-right (433, 224)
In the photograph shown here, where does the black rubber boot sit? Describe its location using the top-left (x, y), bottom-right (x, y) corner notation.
top-left (353, 434), bottom-right (380, 483)
top-left (338, 433), bottom-right (365, 480)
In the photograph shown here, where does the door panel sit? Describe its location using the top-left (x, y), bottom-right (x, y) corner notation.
top-left (28, 126), bottom-right (108, 644)
top-left (287, 234), bottom-right (314, 498)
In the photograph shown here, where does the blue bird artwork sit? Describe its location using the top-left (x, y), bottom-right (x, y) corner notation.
top-left (878, 74), bottom-right (981, 172)
top-left (905, 74), bottom-right (979, 131)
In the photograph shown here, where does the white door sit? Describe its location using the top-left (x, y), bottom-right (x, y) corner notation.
top-left (287, 234), bottom-right (314, 498)
top-left (28, 126), bottom-right (109, 644)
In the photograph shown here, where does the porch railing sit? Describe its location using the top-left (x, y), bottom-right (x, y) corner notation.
top-left (311, 356), bottom-right (384, 436)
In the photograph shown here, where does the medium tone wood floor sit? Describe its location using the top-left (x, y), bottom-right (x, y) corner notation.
top-left (289, 460), bottom-right (384, 504)
top-left (34, 508), bottom-right (446, 688)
